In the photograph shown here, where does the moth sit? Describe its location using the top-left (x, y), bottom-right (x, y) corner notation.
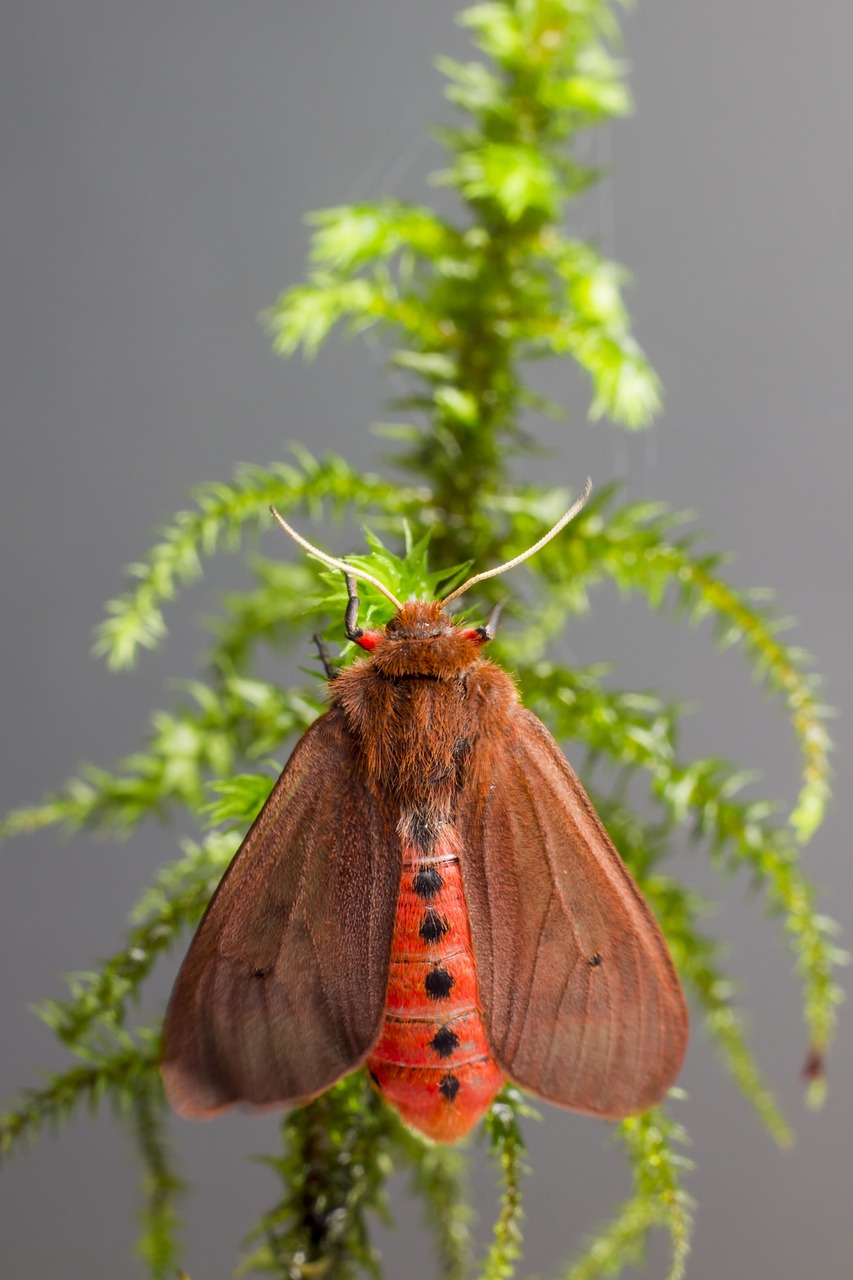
top-left (161, 481), bottom-right (688, 1142)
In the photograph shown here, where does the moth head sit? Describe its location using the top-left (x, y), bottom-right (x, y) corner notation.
top-left (269, 478), bottom-right (592, 662)
top-left (383, 601), bottom-right (454, 641)
top-left (355, 600), bottom-right (485, 679)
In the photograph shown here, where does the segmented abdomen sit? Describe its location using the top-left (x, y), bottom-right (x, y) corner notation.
top-left (367, 825), bottom-right (504, 1142)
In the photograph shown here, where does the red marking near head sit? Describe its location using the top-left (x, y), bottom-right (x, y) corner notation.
top-left (353, 631), bottom-right (381, 651)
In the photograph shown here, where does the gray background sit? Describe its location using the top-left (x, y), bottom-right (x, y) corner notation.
top-left (2, 2), bottom-right (851, 1277)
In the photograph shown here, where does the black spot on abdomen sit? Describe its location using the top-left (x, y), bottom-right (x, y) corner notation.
top-left (439, 1073), bottom-right (460, 1102)
top-left (419, 909), bottom-right (449, 943)
top-left (425, 966), bottom-right (455, 1000)
top-left (430, 1026), bottom-right (460, 1058)
top-left (413, 867), bottom-right (443, 899)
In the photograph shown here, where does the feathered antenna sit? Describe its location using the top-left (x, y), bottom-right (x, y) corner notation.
top-left (438, 477), bottom-right (592, 606)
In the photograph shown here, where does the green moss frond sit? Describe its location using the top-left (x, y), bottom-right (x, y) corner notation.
top-left (0, 1039), bottom-right (160, 1165)
top-left (528, 490), bottom-right (832, 841)
top-left (241, 1076), bottom-right (396, 1279)
top-left (647, 874), bottom-right (792, 1147)
top-left (208, 559), bottom-right (323, 670)
top-left (480, 1088), bottom-right (532, 1280)
top-left (93, 454), bottom-right (418, 670)
top-left (565, 1106), bottom-right (693, 1280)
top-left (592, 800), bottom-right (792, 1145)
top-left (395, 1138), bottom-right (472, 1280)
top-left (1, 681), bottom-right (322, 843)
top-left (36, 833), bottom-right (237, 1055)
top-left (130, 1086), bottom-right (187, 1280)
top-left (307, 203), bottom-right (455, 273)
top-left (2, 1), bottom-right (837, 1275)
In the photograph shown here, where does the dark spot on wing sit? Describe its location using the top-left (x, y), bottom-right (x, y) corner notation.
top-left (587, 953), bottom-right (603, 967)
top-left (252, 967), bottom-right (268, 979)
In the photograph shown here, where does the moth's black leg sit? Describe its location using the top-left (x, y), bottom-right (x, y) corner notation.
top-left (478, 598), bottom-right (506, 642)
top-left (313, 634), bottom-right (338, 680)
top-left (344, 574), bottom-right (364, 641)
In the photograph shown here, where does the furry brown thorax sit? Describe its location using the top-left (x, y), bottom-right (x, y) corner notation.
top-left (328, 599), bottom-right (516, 819)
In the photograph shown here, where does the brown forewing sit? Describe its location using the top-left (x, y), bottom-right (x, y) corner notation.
top-left (161, 706), bottom-right (401, 1117)
top-left (457, 704), bottom-right (688, 1118)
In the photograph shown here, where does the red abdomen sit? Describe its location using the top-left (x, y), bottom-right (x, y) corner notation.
top-left (367, 827), bottom-right (504, 1142)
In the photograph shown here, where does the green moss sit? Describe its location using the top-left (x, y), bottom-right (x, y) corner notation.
top-left (1, 2), bottom-right (840, 1276)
